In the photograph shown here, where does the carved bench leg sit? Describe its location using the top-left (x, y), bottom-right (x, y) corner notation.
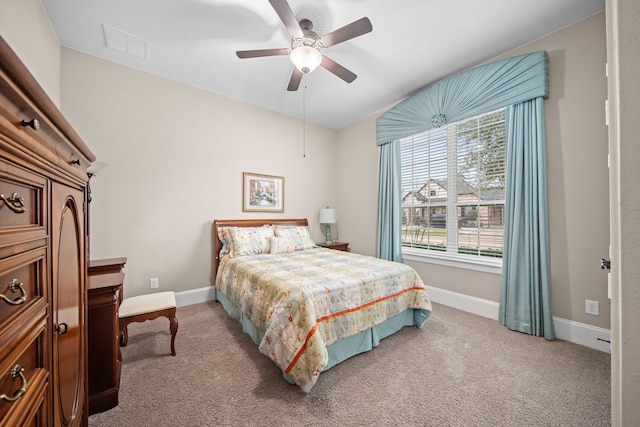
top-left (118, 304), bottom-right (177, 355)
top-left (119, 323), bottom-right (129, 347)
top-left (169, 308), bottom-right (178, 356)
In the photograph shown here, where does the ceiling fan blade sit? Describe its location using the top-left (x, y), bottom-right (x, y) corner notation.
top-left (236, 48), bottom-right (291, 59)
top-left (320, 56), bottom-right (357, 83)
top-left (287, 68), bottom-right (303, 91)
top-left (268, 0), bottom-right (304, 39)
top-left (320, 17), bottom-right (372, 48)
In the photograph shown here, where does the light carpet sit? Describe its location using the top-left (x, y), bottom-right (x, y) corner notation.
top-left (89, 301), bottom-right (611, 426)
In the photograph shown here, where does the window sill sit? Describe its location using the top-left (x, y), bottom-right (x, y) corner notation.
top-left (402, 248), bottom-right (502, 275)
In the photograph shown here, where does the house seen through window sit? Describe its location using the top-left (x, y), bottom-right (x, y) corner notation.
top-left (400, 108), bottom-right (506, 261)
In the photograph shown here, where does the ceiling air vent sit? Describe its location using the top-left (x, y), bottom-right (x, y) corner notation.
top-left (103, 24), bottom-right (147, 59)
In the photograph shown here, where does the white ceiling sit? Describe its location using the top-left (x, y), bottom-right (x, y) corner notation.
top-left (40, 0), bottom-right (604, 130)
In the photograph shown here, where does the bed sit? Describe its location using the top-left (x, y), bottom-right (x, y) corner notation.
top-left (212, 218), bottom-right (432, 392)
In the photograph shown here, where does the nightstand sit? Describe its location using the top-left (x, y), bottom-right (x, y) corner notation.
top-left (317, 241), bottom-right (350, 252)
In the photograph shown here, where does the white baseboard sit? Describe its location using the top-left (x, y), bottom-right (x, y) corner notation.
top-left (426, 286), bottom-right (501, 320)
top-left (177, 285), bottom-right (611, 353)
top-left (426, 286), bottom-right (611, 353)
top-left (552, 317), bottom-right (611, 353)
top-left (175, 286), bottom-right (215, 308)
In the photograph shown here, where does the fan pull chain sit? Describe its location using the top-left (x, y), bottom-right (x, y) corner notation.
top-left (302, 84), bottom-right (307, 158)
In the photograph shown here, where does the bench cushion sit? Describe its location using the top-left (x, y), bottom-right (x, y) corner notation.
top-left (119, 291), bottom-right (176, 318)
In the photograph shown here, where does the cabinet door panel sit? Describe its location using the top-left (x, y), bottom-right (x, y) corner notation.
top-left (51, 183), bottom-right (86, 427)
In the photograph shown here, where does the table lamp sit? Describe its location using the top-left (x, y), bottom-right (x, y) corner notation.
top-left (319, 207), bottom-right (336, 244)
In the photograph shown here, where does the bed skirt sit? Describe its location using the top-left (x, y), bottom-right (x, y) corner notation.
top-left (216, 291), bottom-right (427, 383)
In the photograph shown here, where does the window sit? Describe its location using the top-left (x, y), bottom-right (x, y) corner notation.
top-left (400, 109), bottom-right (505, 264)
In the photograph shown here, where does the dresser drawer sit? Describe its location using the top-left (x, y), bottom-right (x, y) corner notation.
top-left (0, 318), bottom-right (48, 424)
top-left (0, 159), bottom-right (48, 257)
top-left (4, 374), bottom-right (47, 427)
top-left (0, 247), bottom-right (47, 342)
top-left (0, 78), bottom-right (91, 183)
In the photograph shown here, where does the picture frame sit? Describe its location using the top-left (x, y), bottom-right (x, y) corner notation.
top-left (242, 172), bottom-right (285, 212)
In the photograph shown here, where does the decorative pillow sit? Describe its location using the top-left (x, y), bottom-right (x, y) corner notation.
top-left (218, 227), bottom-right (233, 258)
top-left (269, 236), bottom-right (296, 254)
top-left (274, 226), bottom-right (315, 250)
top-left (228, 226), bottom-right (274, 257)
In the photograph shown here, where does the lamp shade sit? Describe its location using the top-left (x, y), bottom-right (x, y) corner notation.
top-left (290, 45), bottom-right (322, 74)
top-left (87, 161), bottom-right (107, 176)
top-left (319, 208), bottom-right (336, 224)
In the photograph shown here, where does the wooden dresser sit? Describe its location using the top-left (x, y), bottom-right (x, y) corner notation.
top-left (88, 258), bottom-right (126, 415)
top-left (0, 36), bottom-right (95, 426)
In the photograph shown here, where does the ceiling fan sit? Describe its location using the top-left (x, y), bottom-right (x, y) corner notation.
top-left (236, 0), bottom-right (373, 91)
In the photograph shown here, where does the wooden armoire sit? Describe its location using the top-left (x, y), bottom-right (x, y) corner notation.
top-left (0, 36), bottom-right (95, 426)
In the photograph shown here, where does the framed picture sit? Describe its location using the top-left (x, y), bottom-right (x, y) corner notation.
top-left (242, 172), bottom-right (284, 212)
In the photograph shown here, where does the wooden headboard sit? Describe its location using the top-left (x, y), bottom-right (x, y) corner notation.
top-left (211, 218), bottom-right (309, 286)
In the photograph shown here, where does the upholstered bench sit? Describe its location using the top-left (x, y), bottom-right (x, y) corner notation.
top-left (119, 291), bottom-right (178, 356)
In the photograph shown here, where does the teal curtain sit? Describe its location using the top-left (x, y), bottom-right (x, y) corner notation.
top-left (376, 140), bottom-right (403, 261)
top-left (375, 50), bottom-right (555, 339)
top-left (376, 51), bottom-right (549, 146)
top-left (499, 98), bottom-right (555, 339)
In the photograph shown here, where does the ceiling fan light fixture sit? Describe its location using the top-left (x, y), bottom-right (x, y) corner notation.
top-left (290, 45), bottom-right (322, 74)
top-left (236, 0), bottom-right (372, 90)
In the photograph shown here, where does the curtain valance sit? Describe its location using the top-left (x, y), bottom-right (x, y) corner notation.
top-left (376, 51), bottom-right (548, 146)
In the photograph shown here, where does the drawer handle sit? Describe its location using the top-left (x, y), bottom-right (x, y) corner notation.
top-left (1, 279), bottom-right (27, 305)
top-left (54, 322), bottom-right (69, 335)
top-left (0, 192), bottom-right (26, 214)
top-left (0, 365), bottom-right (27, 403)
top-left (20, 118), bottom-right (40, 130)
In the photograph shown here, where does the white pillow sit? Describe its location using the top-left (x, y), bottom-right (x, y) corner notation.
top-left (218, 227), bottom-right (233, 257)
top-left (269, 236), bottom-right (296, 254)
top-left (274, 226), bottom-right (316, 250)
top-left (228, 225), bottom-right (274, 256)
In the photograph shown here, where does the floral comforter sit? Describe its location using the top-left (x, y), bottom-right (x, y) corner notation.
top-left (215, 247), bottom-right (432, 392)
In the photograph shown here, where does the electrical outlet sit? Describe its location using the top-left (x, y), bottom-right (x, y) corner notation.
top-left (149, 277), bottom-right (159, 289)
top-left (585, 299), bottom-right (599, 316)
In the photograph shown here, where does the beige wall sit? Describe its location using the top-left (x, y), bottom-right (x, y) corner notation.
top-left (335, 113), bottom-right (380, 256)
top-left (2, 1), bottom-right (611, 327)
top-left (5, 3), bottom-right (638, 422)
top-left (338, 12), bottom-right (611, 328)
top-left (60, 49), bottom-right (338, 297)
top-left (607, 0), bottom-right (640, 423)
top-left (616, 0), bottom-right (640, 420)
top-left (508, 12), bottom-right (610, 326)
top-left (0, 0), bottom-right (61, 105)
